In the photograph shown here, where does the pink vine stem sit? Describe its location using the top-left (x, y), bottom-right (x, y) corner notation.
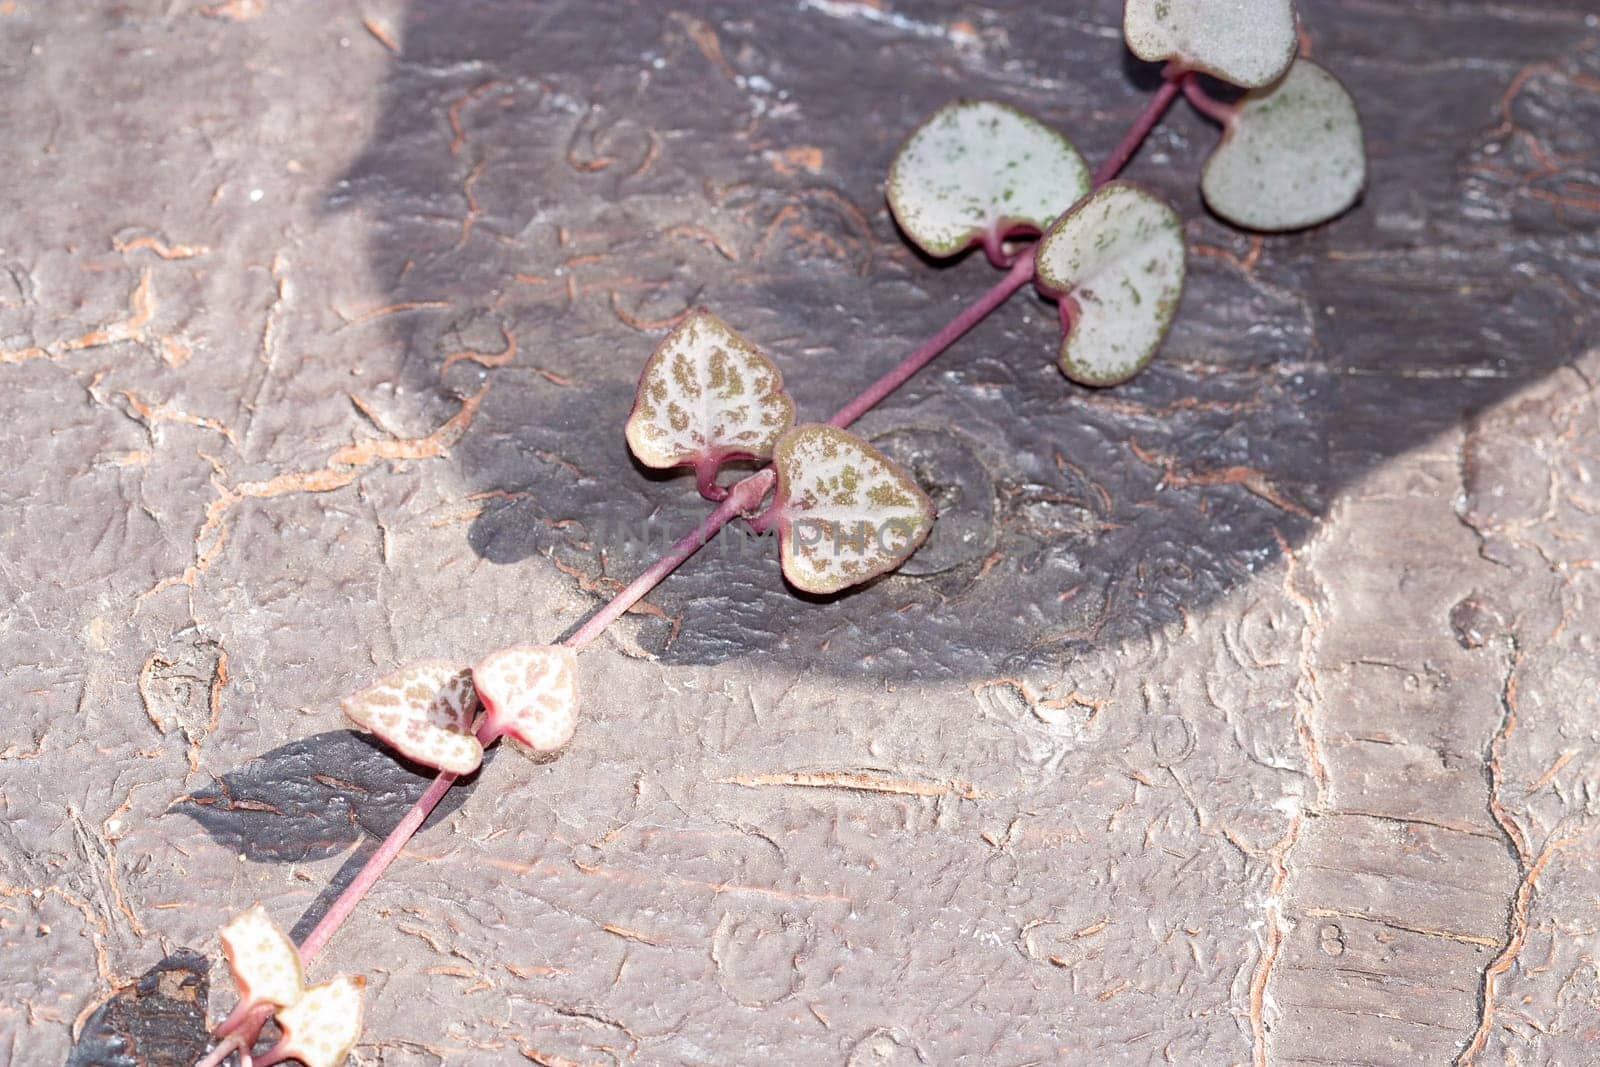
top-left (195, 1031), bottom-right (249, 1067)
top-left (694, 455), bottom-right (730, 501)
top-left (827, 253), bottom-right (1035, 430)
top-left (1094, 73), bottom-right (1182, 186)
top-left (198, 69), bottom-right (1185, 1067)
top-left (297, 764), bottom-right (465, 964)
top-left (1180, 71), bottom-right (1235, 126)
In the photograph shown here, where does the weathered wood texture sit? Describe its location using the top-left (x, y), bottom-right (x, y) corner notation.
top-left (1, 1), bottom-right (1598, 1064)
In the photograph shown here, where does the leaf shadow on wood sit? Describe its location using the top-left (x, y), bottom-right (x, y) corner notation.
top-left (65, 950), bottom-right (210, 1067)
top-left (170, 730), bottom-right (488, 878)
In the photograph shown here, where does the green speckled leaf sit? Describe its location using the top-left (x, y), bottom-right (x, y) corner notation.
top-left (1124, 0), bottom-right (1297, 89)
top-left (1034, 182), bottom-right (1186, 387)
top-left (1200, 59), bottom-right (1366, 231)
top-left (625, 308), bottom-right (794, 470)
top-left (887, 100), bottom-right (1089, 259)
top-left (771, 424), bottom-right (934, 596)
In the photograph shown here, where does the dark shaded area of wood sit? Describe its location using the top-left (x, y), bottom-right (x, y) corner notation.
top-left (65, 951), bottom-right (210, 1067)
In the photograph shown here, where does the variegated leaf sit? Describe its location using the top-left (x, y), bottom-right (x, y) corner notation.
top-left (272, 974), bottom-right (365, 1067)
top-left (625, 308), bottom-right (794, 476)
top-left (1200, 59), bottom-right (1365, 231)
top-left (340, 661), bottom-right (483, 775)
top-left (218, 904), bottom-right (303, 1011)
top-left (473, 645), bottom-right (579, 756)
top-left (769, 424), bottom-right (934, 596)
top-left (1123, 0), bottom-right (1297, 89)
top-left (887, 100), bottom-right (1090, 259)
top-left (1034, 182), bottom-right (1186, 387)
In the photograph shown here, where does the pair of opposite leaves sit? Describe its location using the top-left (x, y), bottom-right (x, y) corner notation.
top-left (890, 2), bottom-right (1363, 382)
top-left (341, 645), bottom-right (578, 775)
top-left (1121, 0), bottom-right (1364, 233)
top-left (216, 906), bottom-right (363, 1067)
top-left (207, 661), bottom-right (571, 1065)
top-left (626, 308), bottom-right (934, 597)
top-left (897, 0), bottom-right (1363, 241)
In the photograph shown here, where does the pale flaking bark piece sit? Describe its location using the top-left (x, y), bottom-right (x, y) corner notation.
top-left (1200, 59), bottom-right (1366, 231)
top-left (340, 661), bottom-right (483, 775)
top-left (218, 904), bottom-right (303, 1011)
top-left (272, 974), bottom-right (366, 1067)
top-left (473, 645), bottom-right (579, 756)
top-left (887, 100), bottom-right (1090, 258)
top-left (1123, 0), bottom-right (1297, 89)
top-left (1034, 182), bottom-right (1186, 387)
top-left (625, 308), bottom-right (794, 471)
top-left (770, 424), bottom-right (934, 596)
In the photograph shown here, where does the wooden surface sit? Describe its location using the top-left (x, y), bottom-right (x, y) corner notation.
top-left (2, 1), bottom-right (1598, 1063)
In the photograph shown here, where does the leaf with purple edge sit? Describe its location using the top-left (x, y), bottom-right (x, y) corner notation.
top-left (888, 100), bottom-right (1090, 261)
top-left (340, 661), bottom-right (483, 775)
top-left (1034, 181), bottom-right (1186, 387)
top-left (624, 308), bottom-right (795, 494)
top-left (768, 424), bottom-right (934, 596)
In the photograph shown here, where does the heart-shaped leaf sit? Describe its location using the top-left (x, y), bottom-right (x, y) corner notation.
top-left (769, 424), bottom-right (934, 595)
top-left (625, 308), bottom-right (795, 488)
top-left (1034, 182), bottom-right (1186, 387)
top-left (271, 974), bottom-right (365, 1067)
top-left (1200, 60), bottom-right (1365, 231)
top-left (887, 100), bottom-right (1090, 260)
top-left (473, 645), bottom-right (579, 756)
top-left (1123, 0), bottom-right (1297, 89)
top-left (218, 905), bottom-right (303, 1012)
top-left (340, 661), bottom-right (483, 775)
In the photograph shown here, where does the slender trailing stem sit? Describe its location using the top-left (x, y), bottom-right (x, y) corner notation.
top-left (1180, 71), bottom-right (1235, 126)
top-left (225, 257), bottom-right (1037, 994)
top-left (195, 1031), bottom-right (248, 1067)
top-left (562, 469), bottom-right (776, 650)
top-left (746, 501), bottom-right (779, 536)
top-left (1092, 72), bottom-right (1183, 186)
top-left (200, 78), bottom-right (1188, 1063)
top-left (204, 1006), bottom-right (269, 1065)
top-left (297, 764), bottom-right (465, 963)
top-left (203, 992), bottom-right (271, 1064)
top-left (828, 253), bottom-right (1036, 430)
top-left (200, 747), bottom-right (471, 1061)
top-left (212, 999), bottom-right (257, 1039)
